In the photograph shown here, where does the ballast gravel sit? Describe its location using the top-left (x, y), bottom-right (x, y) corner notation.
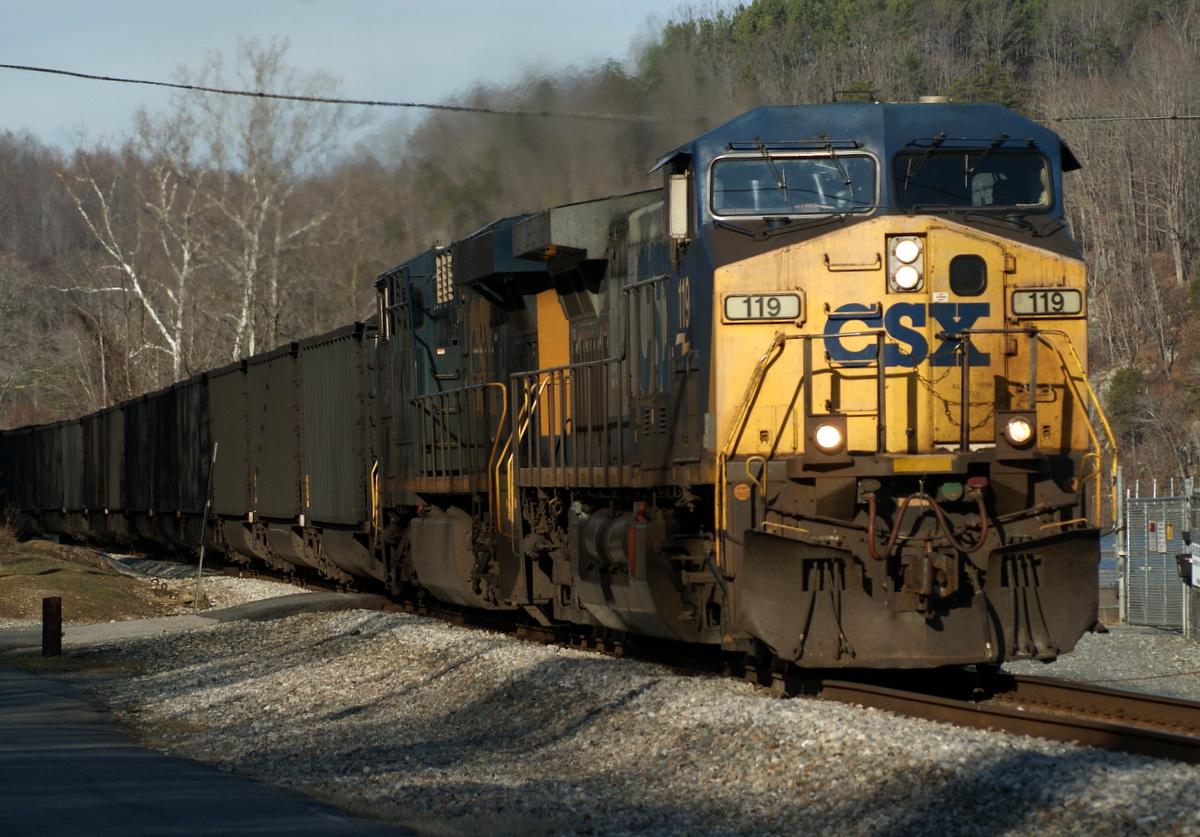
top-left (25, 570), bottom-right (1200, 837)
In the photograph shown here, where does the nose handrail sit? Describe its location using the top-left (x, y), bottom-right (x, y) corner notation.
top-left (958, 326), bottom-right (1119, 528)
top-left (715, 325), bottom-right (1120, 567)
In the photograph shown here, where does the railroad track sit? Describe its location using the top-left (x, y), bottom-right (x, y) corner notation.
top-left (519, 612), bottom-right (1200, 765)
top-left (223, 561), bottom-right (1200, 764)
top-left (797, 670), bottom-right (1200, 765)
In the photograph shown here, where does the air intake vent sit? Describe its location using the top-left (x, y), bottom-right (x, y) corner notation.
top-left (435, 250), bottom-right (454, 305)
top-left (643, 407), bottom-right (667, 434)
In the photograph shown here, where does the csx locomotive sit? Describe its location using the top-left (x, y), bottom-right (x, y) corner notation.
top-left (0, 102), bottom-right (1117, 669)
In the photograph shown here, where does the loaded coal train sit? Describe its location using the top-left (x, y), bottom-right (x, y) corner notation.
top-left (0, 102), bottom-right (1117, 669)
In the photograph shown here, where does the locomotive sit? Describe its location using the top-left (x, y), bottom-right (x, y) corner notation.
top-left (0, 102), bottom-right (1116, 669)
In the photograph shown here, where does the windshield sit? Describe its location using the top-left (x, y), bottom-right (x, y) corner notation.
top-left (893, 151), bottom-right (1051, 212)
top-left (711, 155), bottom-right (876, 217)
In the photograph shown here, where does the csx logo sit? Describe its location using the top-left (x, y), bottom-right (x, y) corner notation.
top-left (823, 302), bottom-right (991, 368)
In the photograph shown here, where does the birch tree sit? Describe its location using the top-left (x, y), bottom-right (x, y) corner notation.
top-left (188, 38), bottom-right (362, 357)
top-left (63, 129), bottom-right (204, 388)
top-left (63, 38), bottom-right (364, 396)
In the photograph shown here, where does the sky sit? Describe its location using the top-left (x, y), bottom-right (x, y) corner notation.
top-left (3, 0), bottom-right (694, 150)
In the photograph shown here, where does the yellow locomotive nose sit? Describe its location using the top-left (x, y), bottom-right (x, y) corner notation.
top-left (713, 212), bottom-right (1097, 462)
top-left (710, 199), bottom-right (1112, 666)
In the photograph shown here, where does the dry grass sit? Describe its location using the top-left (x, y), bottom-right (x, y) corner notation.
top-left (0, 540), bottom-right (178, 623)
top-left (0, 507), bottom-right (21, 555)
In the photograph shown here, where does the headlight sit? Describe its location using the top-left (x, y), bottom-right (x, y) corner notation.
top-left (893, 266), bottom-right (921, 290)
top-left (893, 238), bottom-right (921, 264)
top-left (813, 423), bottom-right (845, 453)
top-left (1004, 416), bottom-right (1034, 447)
top-left (888, 236), bottom-right (924, 292)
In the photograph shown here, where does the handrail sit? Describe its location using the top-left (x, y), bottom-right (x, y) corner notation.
top-left (484, 382), bottom-right (509, 536)
top-left (410, 380), bottom-right (508, 486)
top-left (500, 384), bottom-right (534, 550)
top-left (370, 461), bottom-right (380, 539)
top-left (510, 354), bottom-right (629, 491)
top-left (715, 332), bottom-right (790, 570)
top-left (501, 374), bottom-right (550, 550)
top-left (715, 330), bottom-right (887, 569)
top-left (1034, 329), bottom-right (1119, 528)
top-left (961, 327), bottom-right (1120, 528)
top-left (718, 325), bottom-right (1120, 565)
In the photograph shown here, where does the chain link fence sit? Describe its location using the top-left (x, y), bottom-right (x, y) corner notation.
top-left (1112, 474), bottom-right (1200, 640)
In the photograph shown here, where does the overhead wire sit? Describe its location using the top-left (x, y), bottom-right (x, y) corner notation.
top-left (4, 61), bottom-right (1199, 125)
top-left (1048, 114), bottom-right (1200, 123)
top-left (0, 62), bottom-right (661, 123)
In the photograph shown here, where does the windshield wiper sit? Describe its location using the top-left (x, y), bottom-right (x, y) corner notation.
top-left (713, 218), bottom-right (758, 237)
top-left (755, 214), bottom-right (848, 238)
top-left (967, 134), bottom-right (1009, 174)
top-left (1037, 215), bottom-right (1069, 236)
top-left (820, 135), bottom-right (852, 189)
top-left (713, 214), bottom-right (848, 239)
top-left (962, 210), bottom-right (1035, 232)
top-left (755, 138), bottom-right (788, 202)
top-left (964, 134), bottom-right (1009, 188)
top-left (903, 133), bottom-right (945, 191)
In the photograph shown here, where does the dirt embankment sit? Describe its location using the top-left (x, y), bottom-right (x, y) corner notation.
top-left (0, 541), bottom-right (180, 624)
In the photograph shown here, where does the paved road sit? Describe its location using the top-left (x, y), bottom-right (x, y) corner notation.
top-left (0, 594), bottom-right (414, 836)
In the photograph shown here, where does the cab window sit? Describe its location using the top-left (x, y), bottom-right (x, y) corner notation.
top-left (711, 155), bottom-right (876, 217)
top-left (893, 152), bottom-right (1051, 212)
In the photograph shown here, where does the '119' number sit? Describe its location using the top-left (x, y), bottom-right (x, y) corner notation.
top-left (1011, 288), bottom-right (1082, 316)
top-left (725, 293), bottom-right (801, 321)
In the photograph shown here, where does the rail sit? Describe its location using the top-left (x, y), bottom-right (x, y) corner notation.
top-left (801, 672), bottom-right (1200, 765)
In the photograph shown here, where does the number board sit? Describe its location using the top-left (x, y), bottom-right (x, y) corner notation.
top-left (1011, 288), bottom-right (1083, 316)
top-left (724, 293), bottom-right (802, 322)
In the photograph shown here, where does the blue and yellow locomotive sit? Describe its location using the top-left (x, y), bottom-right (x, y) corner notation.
top-left (375, 101), bottom-right (1115, 668)
top-left (2, 102), bottom-right (1115, 670)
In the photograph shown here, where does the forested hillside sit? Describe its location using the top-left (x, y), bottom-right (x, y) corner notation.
top-left (1, 0), bottom-right (1198, 478)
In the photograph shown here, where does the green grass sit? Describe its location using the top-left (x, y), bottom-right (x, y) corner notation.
top-left (0, 556), bottom-right (68, 577)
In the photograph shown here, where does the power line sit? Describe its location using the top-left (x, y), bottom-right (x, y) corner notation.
top-left (1049, 114), bottom-right (1200, 123)
top-left (0, 62), bottom-right (659, 123)
top-left (6, 61), bottom-right (1197, 125)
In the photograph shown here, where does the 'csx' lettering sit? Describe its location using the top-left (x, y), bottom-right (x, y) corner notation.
top-left (823, 302), bottom-right (991, 368)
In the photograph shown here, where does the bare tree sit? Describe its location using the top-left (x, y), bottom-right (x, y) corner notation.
top-left (62, 133), bottom-right (205, 387)
top-left (187, 38), bottom-right (365, 357)
top-left (62, 38), bottom-right (367, 399)
top-left (1127, 25), bottom-right (1200, 289)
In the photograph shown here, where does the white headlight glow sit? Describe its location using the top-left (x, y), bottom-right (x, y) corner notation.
top-left (893, 265), bottom-right (921, 290)
top-left (814, 423), bottom-right (844, 452)
top-left (1004, 417), bottom-right (1034, 446)
top-left (894, 238), bottom-right (921, 264)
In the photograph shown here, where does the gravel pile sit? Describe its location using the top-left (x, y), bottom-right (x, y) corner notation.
top-left (32, 567), bottom-right (1200, 837)
top-left (100, 553), bottom-right (316, 611)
